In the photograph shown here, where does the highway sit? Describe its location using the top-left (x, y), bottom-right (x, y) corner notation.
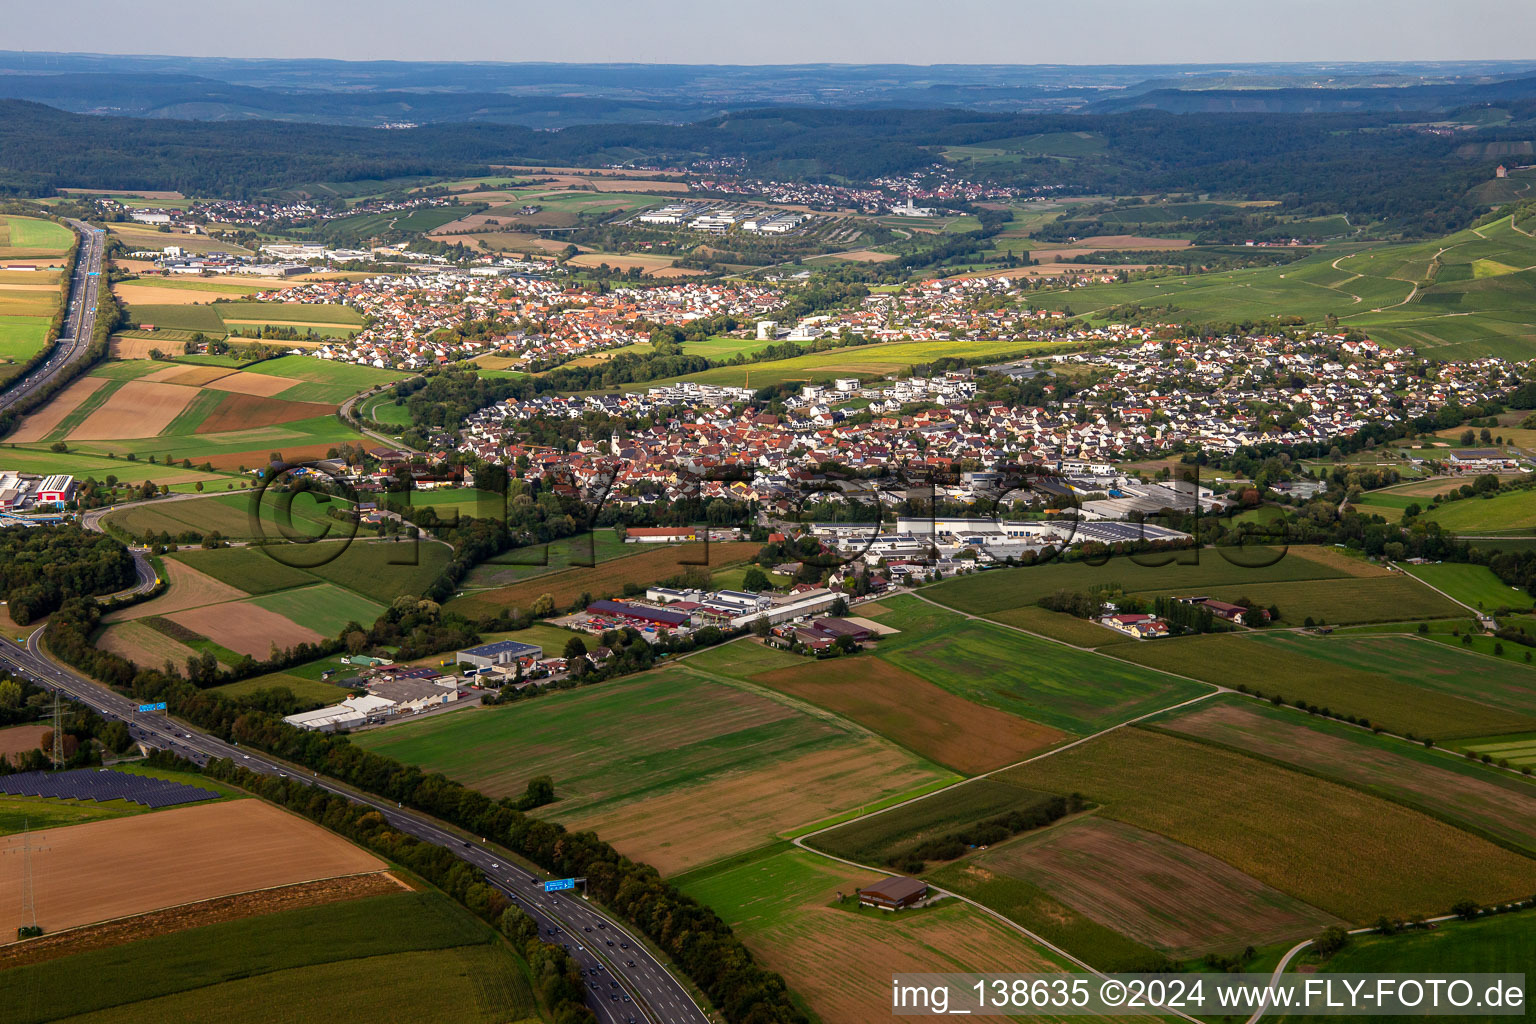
top-left (0, 628), bottom-right (710, 1024)
top-left (0, 219), bottom-right (106, 413)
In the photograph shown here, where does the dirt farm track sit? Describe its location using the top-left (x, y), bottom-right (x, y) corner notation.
top-left (0, 799), bottom-right (384, 936)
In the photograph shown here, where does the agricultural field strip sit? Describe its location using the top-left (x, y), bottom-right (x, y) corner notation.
top-left (785, 583), bottom-right (1535, 975)
top-left (778, 591), bottom-right (1226, 985)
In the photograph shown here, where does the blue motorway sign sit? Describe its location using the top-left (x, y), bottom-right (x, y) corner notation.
top-left (137, 702), bottom-right (168, 712)
top-left (543, 878), bottom-right (577, 893)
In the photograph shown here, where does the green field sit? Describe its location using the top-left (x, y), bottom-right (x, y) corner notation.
top-left (105, 490), bottom-right (349, 541)
top-left (215, 301), bottom-right (364, 326)
top-left (0, 316), bottom-right (52, 379)
top-left (1421, 489), bottom-right (1536, 533)
top-left (248, 583), bottom-right (386, 636)
top-left (867, 595), bottom-right (1210, 734)
top-left (1279, 913), bottom-right (1536, 1024)
top-left (0, 446), bottom-right (235, 491)
top-left (679, 334), bottom-right (785, 359)
top-left (361, 390), bottom-right (414, 426)
top-left (169, 539), bottom-right (452, 604)
top-left (1000, 727), bottom-right (1536, 923)
top-left (0, 215), bottom-right (74, 255)
top-left (1118, 631), bottom-right (1536, 739)
top-left (122, 302), bottom-right (228, 334)
top-left (0, 891), bottom-right (539, 1024)
top-left (243, 354), bottom-right (406, 403)
top-left (807, 776), bottom-right (1059, 866)
top-left (1036, 214), bottom-right (1536, 359)
top-left (208, 671), bottom-right (355, 705)
top-left (0, 794), bottom-right (137, 835)
top-left (354, 667), bottom-right (909, 815)
top-left (1460, 732), bottom-right (1536, 768)
top-left (462, 530), bottom-right (632, 587)
top-left (88, 359), bottom-right (177, 380)
top-left (1402, 561), bottom-right (1535, 610)
top-left (677, 845), bottom-right (1080, 1023)
top-left (1153, 695), bottom-right (1536, 855)
top-left (352, 665), bottom-right (950, 874)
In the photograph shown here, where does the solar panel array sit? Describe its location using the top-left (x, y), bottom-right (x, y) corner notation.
top-left (0, 769), bottom-right (219, 809)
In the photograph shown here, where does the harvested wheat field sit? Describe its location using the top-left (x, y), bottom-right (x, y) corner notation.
top-left (112, 283), bottom-right (224, 306)
top-left (0, 724), bottom-right (48, 764)
top-left (821, 249), bottom-right (896, 263)
top-left (564, 740), bottom-right (939, 876)
top-left (0, 800), bottom-right (385, 936)
top-left (95, 620), bottom-right (208, 671)
top-left (108, 337), bottom-right (173, 359)
top-left (687, 849), bottom-right (1075, 1024)
top-left (7, 376), bottom-right (107, 442)
top-left (141, 364), bottom-right (236, 386)
top-left (1073, 235), bottom-right (1194, 250)
top-left (202, 441), bottom-right (345, 472)
top-left (195, 393), bottom-right (335, 433)
top-left (168, 600), bottom-right (323, 657)
top-left (104, 559), bottom-right (247, 623)
top-left (565, 253), bottom-right (709, 277)
top-left (965, 816), bottom-right (1343, 957)
top-left (752, 658), bottom-right (1067, 774)
top-left (67, 380), bottom-right (199, 440)
top-left (202, 372), bottom-right (301, 397)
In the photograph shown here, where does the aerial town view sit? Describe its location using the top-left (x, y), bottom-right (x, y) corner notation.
top-left (2, 2), bottom-right (1536, 1022)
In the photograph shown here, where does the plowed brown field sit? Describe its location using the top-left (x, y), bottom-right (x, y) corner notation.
top-left (67, 380), bottom-right (199, 440)
top-left (194, 393), bottom-right (336, 433)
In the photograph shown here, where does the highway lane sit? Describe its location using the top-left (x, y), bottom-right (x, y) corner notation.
top-left (0, 219), bottom-right (106, 413)
top-left (0, 628), bottom-right (710, 1024)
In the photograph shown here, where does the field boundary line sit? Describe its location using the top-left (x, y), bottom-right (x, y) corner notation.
top-left (0, 869), bottom-right (394, 953)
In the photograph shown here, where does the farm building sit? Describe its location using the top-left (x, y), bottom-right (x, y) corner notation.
top-left (857, 876), bottom-right (929, 911)
top-left (811, 618), bottom-right (874, 642)
top-left (1102, 613), bottom-right (1169, 640)
top-left (457, 639), bottom-right (544, 670)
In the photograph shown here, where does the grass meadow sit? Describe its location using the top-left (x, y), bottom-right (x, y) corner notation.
top-left (1118, 632), bottom-right (1536, 739)
top-left (0, 891), bottom-right (539, 1024)
top-left (1278, 913), bottom-right (1536, 1024)
top-left (864, 595), bottom-right (1211, 734)
top-left (353, 666), bottom-right (951, 874)
top-left (1401, 561), bottom-right (1534, 610)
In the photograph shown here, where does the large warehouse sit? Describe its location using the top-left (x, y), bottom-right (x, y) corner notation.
top-left (457, 639), bottom-right (544, 670)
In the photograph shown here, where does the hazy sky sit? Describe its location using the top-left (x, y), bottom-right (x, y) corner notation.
top-left (8, 0), bottom-right (1536, 64)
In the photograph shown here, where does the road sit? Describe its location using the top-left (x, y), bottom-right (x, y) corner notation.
top-left (339, 381), bottom-right (422, 453)
top-left (0, 219), bottom-right (106, 413)
top-left (0, 629), bottom-right (709, 1024)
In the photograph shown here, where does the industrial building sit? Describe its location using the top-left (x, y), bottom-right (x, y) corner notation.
top-left (456, 639), bottom-right (544, 670)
